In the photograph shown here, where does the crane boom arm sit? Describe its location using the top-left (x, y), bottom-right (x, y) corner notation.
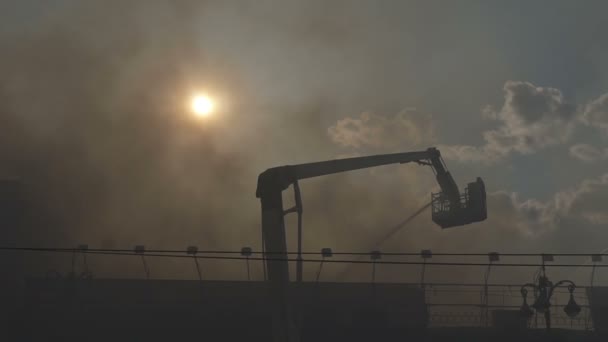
top-left (256, 148), bottom-right (456, 198)
top-left (290, 150), bottom-right (430, 180)
top-left (255, 147), bottom-right (486, 342)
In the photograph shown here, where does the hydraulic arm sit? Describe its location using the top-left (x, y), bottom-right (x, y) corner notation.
top-left (255, 147), bottom-right (487, 342)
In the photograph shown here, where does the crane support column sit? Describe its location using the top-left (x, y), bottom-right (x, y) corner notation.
top-left (256, 147), bottom-right (487, 341)
top-left (260, 191), bottom-right (294, 342)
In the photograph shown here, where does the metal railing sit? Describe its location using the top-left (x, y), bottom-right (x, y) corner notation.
top-left (425, 284), bottom-right (594, 330)
top-left (431, 191), bottom-right (470, 215)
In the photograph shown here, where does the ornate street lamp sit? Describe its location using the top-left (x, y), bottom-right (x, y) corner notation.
top-left (520, 274), bottom-right (581, 331)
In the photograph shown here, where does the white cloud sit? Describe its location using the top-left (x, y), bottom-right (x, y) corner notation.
top-left (435, 144), bottom-right (501, 164)
top-left (569, 144), bottom-right (608, 162)
top-left (581, 212), bottom-right (608, 225)
top-left (485, 173), bottom-right (608, 237)
top-left (443, 81), bottom-right (578, 163)
top-left (328, 81), bottom-right (596, 164)
top-left (498, 191), bottom-right (558, 236)
top-left (327, 108), bottom-right (435, 150)
top-left (582, 92), bottom-right (608, 132)
top-left (561, 173), bottom-right (608, 222)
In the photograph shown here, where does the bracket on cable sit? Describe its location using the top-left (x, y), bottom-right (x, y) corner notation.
top-left (283, 180), bottom-right (304, 282)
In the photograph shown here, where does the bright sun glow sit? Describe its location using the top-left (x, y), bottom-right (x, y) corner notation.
top-left (191, 95), bottom-right (215, 117)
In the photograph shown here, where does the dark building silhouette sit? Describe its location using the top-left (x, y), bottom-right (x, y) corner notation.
top-left (588, 287), bottom-right (608, 336)
top-left (0, 179), bottom-right (27, 332)
top-left (5, 278), bottom-right (606, 341)
top-left (15, 279), bottom-right (426, 341)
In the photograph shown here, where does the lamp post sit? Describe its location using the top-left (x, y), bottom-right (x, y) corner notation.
top-left (315, 248), bottom-right (332, 283)
top-left (420, 249), bottom-right (432, 288)
top-left (520, 275), bottom-right (581, 331)
top-left (370, 250), bottom-right (382, 284)
top-left (187, 246), bottom-right (202, 282)
top-left (591, 254), bottom-right (602, 288)
top-left (482, 252), bottom-right (499, 327)
top-left (587, 254), bottom-right (602, 330)
top-left (134, 245), bottom-right (150, 280)
top-left (241, 247), bottom-right (253, 281)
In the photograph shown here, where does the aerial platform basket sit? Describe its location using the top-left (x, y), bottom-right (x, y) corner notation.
top-left (432, 177), bottom-right (487, 228)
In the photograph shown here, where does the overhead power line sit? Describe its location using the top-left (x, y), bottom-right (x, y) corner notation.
top-left (1, 246), bottom-right (608, 268)
top-left (1, 246), bottom-right (608, 257)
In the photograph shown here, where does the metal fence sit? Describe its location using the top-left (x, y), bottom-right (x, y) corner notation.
top-left (424, 283), bottom-right (594, 330)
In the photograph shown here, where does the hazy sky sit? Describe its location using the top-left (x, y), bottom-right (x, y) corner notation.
top-left (2, 0), bottom-right (608, 283)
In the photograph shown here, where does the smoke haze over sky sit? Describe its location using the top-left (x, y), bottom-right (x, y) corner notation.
top-left (2, 0), bottom-right (608, 284)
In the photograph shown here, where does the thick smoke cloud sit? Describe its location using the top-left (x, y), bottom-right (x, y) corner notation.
top-left (1, 1), bottom-right (608, 289)
top-left (0, 2), bottom-right (274, 279)
top-left (0, 1), bottom-right (459, 281)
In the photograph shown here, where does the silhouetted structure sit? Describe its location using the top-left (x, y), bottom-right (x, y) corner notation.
top-left (9, 278), bottom-right (605, 342)
top-left (0, 179), bottom-right (24, 243)
top-left (588, 287), bottom-right (608, 336)
top-left (0, 179), bottom-right (26, 332)
top-left (256, 147), bottom-right (486, 341)
top-left (15, 279), bottom-right (426, 342)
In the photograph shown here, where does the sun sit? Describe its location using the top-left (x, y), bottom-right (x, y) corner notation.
top-left (191, 94), bottom-right (215, 117)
